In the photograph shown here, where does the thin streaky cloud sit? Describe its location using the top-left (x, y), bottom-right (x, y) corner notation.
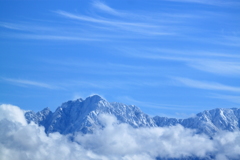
top-left (4, 33), bottom-right (102, 41)
top-left (92, 1), bottom-right (122, 16)
top-left (179, 34), bottom-right (240, 48)
top-left (148, 48), bottom-right (240, 59)
top-left (120, 49), bottom-right (192, 61)
top-left (1, 78), bottom-right (60, 89)
top-left (119, 96), bottom-right (200, 112)
top-left (0, 22), bottom-right (53, 32)
top-left (128, 47), bottom-right (240, 59)
top-left (219, 36), bottom-right (240, 47)
top-left (54, 10), bottom-right (176, 36)
top-left (0, 22), bottom-right (103, 41)
top-left (36, 60), bottom-right (162, 77)
top-left (120, 47), bottom-right (240, 76)
top-left (119, 47), bottom-right (240, 61)
top-left (174, 77), bottom-right (240, 92)
top-left (90, 1), bottom-right (217, 24)
top-left (91, 2), bottom-right (202, 25)
top-left (41, 59), bottom-right (151, 70)
top-left (0, 22), bottom-right (24, 30)
top-left (188, 60), bottom-right (240, 75)
top-left (210, 94), bottom-right (240, 104)
top-left (59, 79), bottom-right (131, 90)
top-left (166, 0), bottom-right (240, 6)
top-left (167, 0), bottom-right (213, 4)
top-left (55, 10), bottom-right (159, 28)
top-left (60, 79), bottom-right (164, 90)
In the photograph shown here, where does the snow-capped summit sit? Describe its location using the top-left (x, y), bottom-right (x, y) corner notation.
top-left (25, 95), bottom-right (154, 134)
top-left (87, 94), bottom-right (105, 101)
top-left (153, 108), bottom-right (240, 136)
top-left (25, 95), bottom-right (240, 136)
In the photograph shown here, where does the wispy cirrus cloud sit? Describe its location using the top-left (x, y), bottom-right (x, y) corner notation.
top-left (167, 0), bottom-right (213, 5)
top-left (0, 22), bottom-right (53, 32)
top-left (40, 58), bottom-right (163, 77)
top-left (173, 77), bottom-right (240, 92)
top-left (119, 96), bottom-right (199, 112)
top-left (120, 47), bottom-right (240, 76)
top-left (2, 2), bottom-right (231, 42)
top-left (59, 78), bottom-right (164, 91)
top-left (54, 10), bottom-right (175, 36)
top-left (92, 1), bottom-right (122, 16)
top-left (13, 34), bottom-right (101, 41)
top-left (188, 60), bottom-right (240, 75)
top-left (165, 0), bottom-right (240, 6)
top-left (219, 36), bottom-right (240, 47)
top-left (0, 24), bottom-right (104, 42)
top-left (122, 47), bottom-right (240, 60)
top-left (211, 94), bottom-right (240, 104)
top-left (55, 10), bottom-right (154, 28)
top-left (0, 22), bottom-right (28, 30)
top-left (1, 78), bottom-right (60, 90)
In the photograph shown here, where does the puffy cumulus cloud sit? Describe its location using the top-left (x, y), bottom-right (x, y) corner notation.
top-left (75, 114), bottom-right (215, 159)
top-left (213, 131), bottom-right (240, 160)
top-left (0, 105), bottom-right (240, 160)
top-left (0, 104), bottom-right (99, 160)
top-left (0, 121), bottom-right (100, 160)
top-left (0, 104), bottom-right (27, 125)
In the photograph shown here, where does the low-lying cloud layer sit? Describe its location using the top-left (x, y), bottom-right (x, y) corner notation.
top-left (0, 104), bottom-right (240, 160)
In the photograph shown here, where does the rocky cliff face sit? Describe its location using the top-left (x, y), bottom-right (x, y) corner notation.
top-left (25, 95), bottom-right (240, 136)
top-left (25, 95), bottom-right (155, 134)
top-left (154, 108), bottom-right (240, 136)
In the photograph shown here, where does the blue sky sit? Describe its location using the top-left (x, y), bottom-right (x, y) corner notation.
top-left (0, 0), bottom-right (240, 118)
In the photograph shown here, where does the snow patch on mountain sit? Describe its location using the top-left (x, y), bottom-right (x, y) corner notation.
top-left (25, 95), bottom-right (240, 137)
top-left (1, 104), bottom-right (240, 160)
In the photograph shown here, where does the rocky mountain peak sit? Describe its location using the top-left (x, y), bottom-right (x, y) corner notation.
top-left (24, 95), bottom-right (240, 136)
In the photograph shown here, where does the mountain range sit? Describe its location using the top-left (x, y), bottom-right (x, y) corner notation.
top-left (25, 95), bottom-right (240, 137)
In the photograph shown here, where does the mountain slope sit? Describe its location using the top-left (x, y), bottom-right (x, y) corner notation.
top-left (25, 95), bottom-right (155, 134)
top-left (154, 108), bottom-right (240, 136)
top-left (25, 95), bottom-right (240, 136)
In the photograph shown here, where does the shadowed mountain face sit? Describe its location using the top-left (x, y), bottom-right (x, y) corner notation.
top-left (25, 95), bottom-right (240, 136)
top-left (154, 108), bottom-right (240, 136)
top-left (25, 95), bottom-right (156, 134)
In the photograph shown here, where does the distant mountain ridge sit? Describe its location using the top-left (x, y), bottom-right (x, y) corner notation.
top-left (154, 108), bottom-right (240, 136)
top-left (25, 95), bottom-right (155, 134)
top-left (25, 95), bottom-right (240, 136)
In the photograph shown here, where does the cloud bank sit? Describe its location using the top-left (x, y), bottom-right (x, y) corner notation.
top-left (1, 104), bottom-right (240, 160)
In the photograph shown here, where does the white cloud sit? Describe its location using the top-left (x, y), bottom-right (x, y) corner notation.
top-left (55, 10), bottom-right (139, 26)
top-left (220, 36), bottom-right (240, 47)
top-left (120, 47), bottom-right (240, 76)
top-left (1, 105), bottom-right (240, 160)
top-left (189, 60), bottom-right (240, 75)
top-left (1, 78), bottom-right (60, 90)
top-left (211, 94), bottom-right (240, 104)
top-left (0, 22), bottom-right (53, 32)
top-left (0, 105), bottom-right (100, 160)
top-left (17, 34), bottom-right (101, 41)
top-left (173, 77), bottom-right (240, 92)
top-left (0, 104), bottom-right (27, 125)
top-left (54, 10), bottom-right (174, 36)
top-left (118, 96), bottom-right (198, 112)
top-left (75, 114), bottom-right (214, 159)
top-left (213, 131), bottom-right (240, 160)
top-left (165, 0), bottom-right (240, 6)
top-left (92, 1), bottom-right (121, 16)
top-left (166, 0), bottom-right (216, 5)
